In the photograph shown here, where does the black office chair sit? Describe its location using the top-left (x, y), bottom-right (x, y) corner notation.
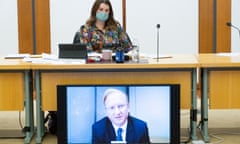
top-left (73, 30), bottom-right (81, 44)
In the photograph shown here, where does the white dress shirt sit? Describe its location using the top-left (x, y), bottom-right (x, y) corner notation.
top-left (112, 121), bottom-right (128, 142)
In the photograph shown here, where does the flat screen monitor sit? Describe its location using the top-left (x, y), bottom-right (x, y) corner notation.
top-left (57, 84), bottom-right (180, 144)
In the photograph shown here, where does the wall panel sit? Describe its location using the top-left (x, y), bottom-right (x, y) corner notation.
top-left (18, 0), bottom-right (34, 54)
top-left (18, 0), bottom-right (51, 54)
top-left (216, 0), bottom-right (231, 53)
top-left (199, 0), bottom-right (231, 53)
top-left (199, 0), bottom-right (214, 53)
top-left (35, 0), bottom-right (51, 54)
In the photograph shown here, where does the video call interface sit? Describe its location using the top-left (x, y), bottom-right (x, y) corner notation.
top-left (66, 86), bottom-right (171, 143)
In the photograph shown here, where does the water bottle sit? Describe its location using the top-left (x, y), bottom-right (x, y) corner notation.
top-left (131, 38), bottom-right (140, 63)
top-left (115, 47), bottom-right (124, 63)
top-left (132, 45), bottom-right (139, 62)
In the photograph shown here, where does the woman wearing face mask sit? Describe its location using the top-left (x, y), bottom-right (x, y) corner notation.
top-left (79, 0), bottom-right (132, 53)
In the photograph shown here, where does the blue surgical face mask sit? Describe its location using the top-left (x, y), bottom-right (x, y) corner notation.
top-left (96, 12), bottom-right (109, 22)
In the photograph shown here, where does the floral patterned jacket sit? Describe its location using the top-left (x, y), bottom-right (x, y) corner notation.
top-left (79, 23), bottom-right (132, 53)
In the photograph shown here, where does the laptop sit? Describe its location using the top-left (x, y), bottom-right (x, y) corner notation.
top-left (58, 43), bottom-right (87, 60)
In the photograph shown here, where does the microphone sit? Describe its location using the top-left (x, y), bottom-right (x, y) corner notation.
top-left (226, 22), bottom-right (240, 38)
top-left (156, 24), bottom-right (160, 62)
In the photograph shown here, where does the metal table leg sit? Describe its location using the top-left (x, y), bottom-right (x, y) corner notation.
top-left (201, 68), bottom-right (210, 142)
top-left (24, 70), bottom-right (35, 144)
top-left (191, 68), bottom-right (198, 140)
top-left (35, 70), bottom-right (45, 143)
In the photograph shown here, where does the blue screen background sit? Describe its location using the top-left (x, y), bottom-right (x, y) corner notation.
top-left (67, 86), bottom-right (170, 143)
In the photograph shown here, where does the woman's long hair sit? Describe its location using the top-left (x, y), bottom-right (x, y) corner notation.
top-left (86, 0), bottom-right (118, 30)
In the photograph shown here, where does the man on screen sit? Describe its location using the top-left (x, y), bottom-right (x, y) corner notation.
top-left (92, 88), bottom-right (150, 144)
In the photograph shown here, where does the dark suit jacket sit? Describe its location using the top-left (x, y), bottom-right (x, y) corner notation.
top-left (92, 116), bottom-right (150, 144)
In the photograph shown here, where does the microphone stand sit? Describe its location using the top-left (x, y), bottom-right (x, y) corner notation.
top-left (226, 22), bottom-right (240, 38)
top-left (156, 24), bottom-right (160, 62)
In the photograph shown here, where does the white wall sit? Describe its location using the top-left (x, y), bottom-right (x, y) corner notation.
top-left (127, 0), bottom-right (199, 55)
top-left (0, 1), bottom-right (198, 56)
top-left (231, 0), bottom-right (240, 53)
top-left (0, 0), bottom-right (18, 56)
top-left (50, 0), bottom-right (123, 55)
top-left (50, 0), bottom-right (198, 55)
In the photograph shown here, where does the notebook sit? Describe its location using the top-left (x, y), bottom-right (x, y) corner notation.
top-left (58, 43), bottom-right (87, 60)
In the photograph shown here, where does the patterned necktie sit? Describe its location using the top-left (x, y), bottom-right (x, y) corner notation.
top-left (116, 128), bottom-right (123, 141)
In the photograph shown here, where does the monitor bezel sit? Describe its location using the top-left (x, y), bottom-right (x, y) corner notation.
top-left (57, 84), bottom-right (180, 144)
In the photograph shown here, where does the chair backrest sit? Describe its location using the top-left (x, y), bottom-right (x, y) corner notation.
top-left (73, 31), bottom-right (81, 44)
